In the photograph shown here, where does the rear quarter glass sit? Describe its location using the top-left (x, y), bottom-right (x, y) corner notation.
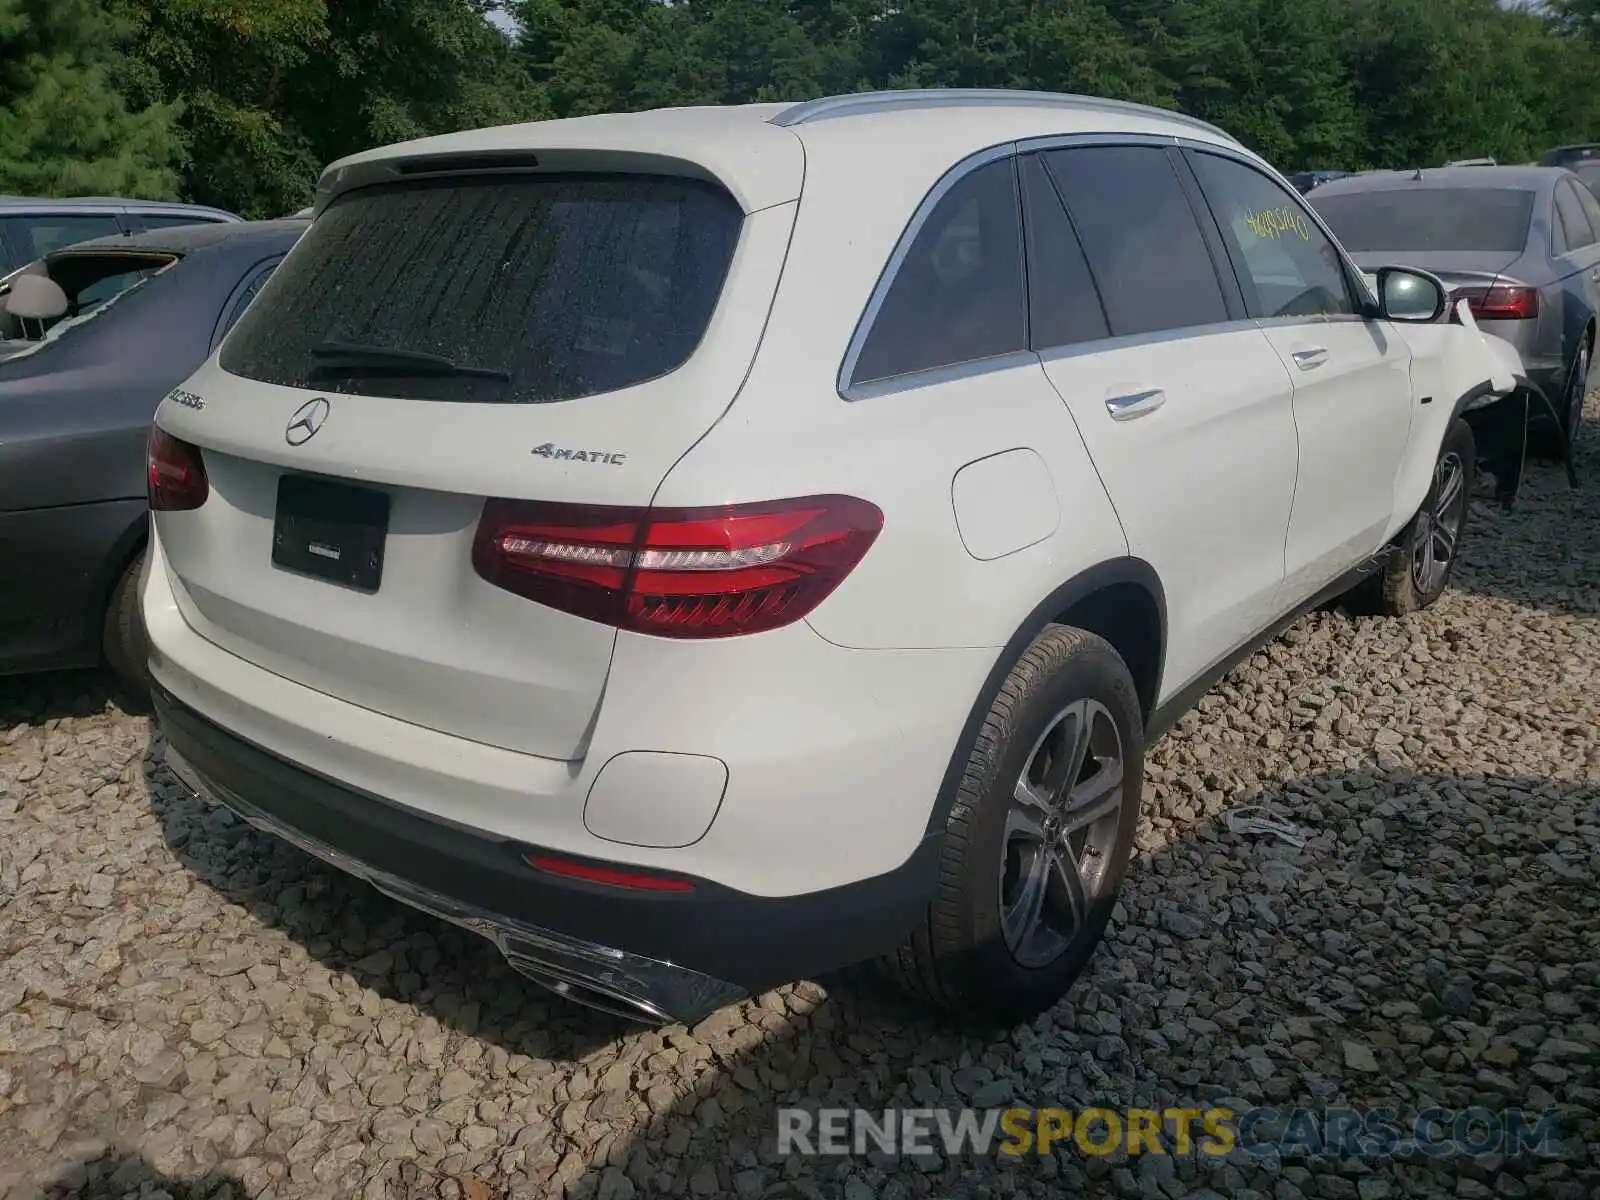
top-left (217, 172), bottom-right (744, 405)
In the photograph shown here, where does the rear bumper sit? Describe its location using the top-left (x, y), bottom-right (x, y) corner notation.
top-left (142, 525), bottom-right (986, 899)
top-left (152, 682), bottom-right (940, 1025)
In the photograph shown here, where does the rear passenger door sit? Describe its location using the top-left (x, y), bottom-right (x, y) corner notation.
top-left (1552, 178), bottom-right (1600, 375)
top-left (1185, 148), bottom-right (1414, 602)
top-left (837, 153), bottom-right (1132, 648)
top-left (1025, 142), bottom-right (1300, 697)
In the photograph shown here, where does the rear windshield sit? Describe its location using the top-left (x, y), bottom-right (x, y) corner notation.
top-left (1311, 188), bottom-right (1534, 253)
top-left (219, 173), bottom-right (743, 404)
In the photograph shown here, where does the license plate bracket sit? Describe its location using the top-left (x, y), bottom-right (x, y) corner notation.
top-left (271, 474), bottom-right (389, 592)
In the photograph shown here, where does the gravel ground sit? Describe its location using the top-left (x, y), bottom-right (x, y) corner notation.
top-left (1, 403), bottom-right (1596, 1200)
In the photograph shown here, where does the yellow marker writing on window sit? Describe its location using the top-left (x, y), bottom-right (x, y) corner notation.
top-left (1242, 206), bottom-right (1311, 242)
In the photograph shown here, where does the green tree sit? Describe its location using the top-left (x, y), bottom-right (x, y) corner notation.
top-left (118, 0), bottom-right (543, 218)
top-left (0, 0), bottom-right (183, 197)
top-left (113, 0), bottom-right (328, 217)
top-left (1123, 0), bottom-right (1360, 169)
top-left (1343, 0), bottom-right (1568, 168)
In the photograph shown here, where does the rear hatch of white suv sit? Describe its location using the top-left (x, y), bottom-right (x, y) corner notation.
top-left (150, 124), bottom-right (802, 761)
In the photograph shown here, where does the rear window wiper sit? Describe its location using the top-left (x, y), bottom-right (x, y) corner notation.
top-left (308, 340), bottom-right (511, 381)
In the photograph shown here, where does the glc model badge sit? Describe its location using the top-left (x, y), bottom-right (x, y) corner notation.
top-left (286, 397), bottom-right (331, 446)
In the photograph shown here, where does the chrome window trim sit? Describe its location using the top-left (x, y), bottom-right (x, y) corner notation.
top-left (1034, 316), bottom-right (1265, 365)
top-left (1253, 312), bottom-right (1368, 332)
top-left (1015, 131), bottom-right (1184, 154)
top-left (837, 140), bottom-right (1019, 398)
top-left (843, 348), bottom-right (1042, 402)
top-left (838, 129), bottom-right (1360, 396)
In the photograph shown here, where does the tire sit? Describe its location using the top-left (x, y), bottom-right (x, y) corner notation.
top-left (880, 625), bottom-right (1144, 1026)
top-left (1345, 417), bottom-right (1476, 617)
top-left (103, 550), bottom-right (152, 701)
top-left (1563, 335), bottom-right (1590, 455)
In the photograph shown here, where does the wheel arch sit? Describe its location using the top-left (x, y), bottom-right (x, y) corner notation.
top-left (1403, 378), bottom-right (1529, 517)
top-left (919, 557), bottom-right (1166, 839)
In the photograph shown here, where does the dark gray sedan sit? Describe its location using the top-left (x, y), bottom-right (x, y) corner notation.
top-left (1309, 166), bottom-right (1598, 452)
top-left (0, 219), bottom-right (306, 692)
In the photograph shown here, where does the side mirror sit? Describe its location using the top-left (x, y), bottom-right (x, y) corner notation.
top-left (1374, 265), bottom-right (1448, 322)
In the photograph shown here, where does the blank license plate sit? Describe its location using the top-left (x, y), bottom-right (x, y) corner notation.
top-left (271, 474), bottom-right (389, 592)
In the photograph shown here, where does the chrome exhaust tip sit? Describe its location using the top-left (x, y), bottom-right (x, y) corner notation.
top-left (502, 951), bottom-right (673, 1025)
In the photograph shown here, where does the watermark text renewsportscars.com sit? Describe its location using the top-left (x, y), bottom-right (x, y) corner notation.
top-left (776, 1105), bottom-right (1568, 1161)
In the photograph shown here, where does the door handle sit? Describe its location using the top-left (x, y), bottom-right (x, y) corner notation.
top-left (1104, 388), bottom-right (1166, 421)
top-left (1291, 347), bottom-right (1329, 370)
top-left (1590, 267), bottom-right (1599, 282)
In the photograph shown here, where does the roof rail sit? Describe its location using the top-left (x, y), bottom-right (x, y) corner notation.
top-left (769, 88), bottom-right (1239, 144)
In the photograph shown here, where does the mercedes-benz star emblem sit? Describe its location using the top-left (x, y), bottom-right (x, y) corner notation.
top-left (285, 397), bottom-right (331, 446)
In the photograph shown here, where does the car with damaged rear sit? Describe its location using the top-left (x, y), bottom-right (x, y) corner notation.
top-left (144, 89), bottom-right (1530, 1029)
top-left (0, 219), bottom-right (304, 693)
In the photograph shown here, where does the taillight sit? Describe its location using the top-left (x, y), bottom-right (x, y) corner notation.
top-left (147, 427), bottom-right (209, 511)
top-left (1450, 285), bottom-right (1539, 321)
top-left (472, 494), bottom-right (883, 638)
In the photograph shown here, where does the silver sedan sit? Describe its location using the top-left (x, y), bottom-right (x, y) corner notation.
top-left (1310, 165), bottom-right (1596, 451)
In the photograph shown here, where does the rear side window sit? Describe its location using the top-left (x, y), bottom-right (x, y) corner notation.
top-left (851, 157), bottom-right (1027, 385)
top-left (1572, 164), bottom-right (1600, 201)
top-left (1311, 189), bottom-right (1533, 253)
top-left (219, 173), bottom-right (743, 404)
top-left (1043, 146), bottom-right (1229, 338)
top-left (1555, 181), bottom-right (1595, 253)
top-left (1574, 177), bottom-right (1600, 235)
top-left (217, 260), bottom-right (280, 344)
top-left (0, 214), bottom-right (123, 265)
top-left (1018, 153), bottom-right (1109, 350)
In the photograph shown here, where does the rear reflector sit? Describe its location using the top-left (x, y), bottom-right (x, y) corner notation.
top-left (523, 853), bottom-right (694, 892)
top-left (1450, 285), bottom-right (1539, 321)
top-left (147, 427), bottom-right (210, 511)
top-left (473, 495), bottom-right (883, 638)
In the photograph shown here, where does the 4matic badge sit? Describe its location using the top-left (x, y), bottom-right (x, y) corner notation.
top-left (531, 442), bottom-right (627, 466)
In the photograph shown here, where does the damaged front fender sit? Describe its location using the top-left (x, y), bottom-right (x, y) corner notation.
top-left (1414, 301), bottom-right (1579, 511)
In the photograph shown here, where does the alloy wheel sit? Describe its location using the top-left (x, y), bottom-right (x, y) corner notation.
top-left (1411, 451), bottom-right (1468, 596)
top-left (1000, 698), bottom-right (1125, 969)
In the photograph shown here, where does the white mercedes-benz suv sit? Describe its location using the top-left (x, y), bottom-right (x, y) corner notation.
top-left (142, 89), bottom-right (1533, 1028)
